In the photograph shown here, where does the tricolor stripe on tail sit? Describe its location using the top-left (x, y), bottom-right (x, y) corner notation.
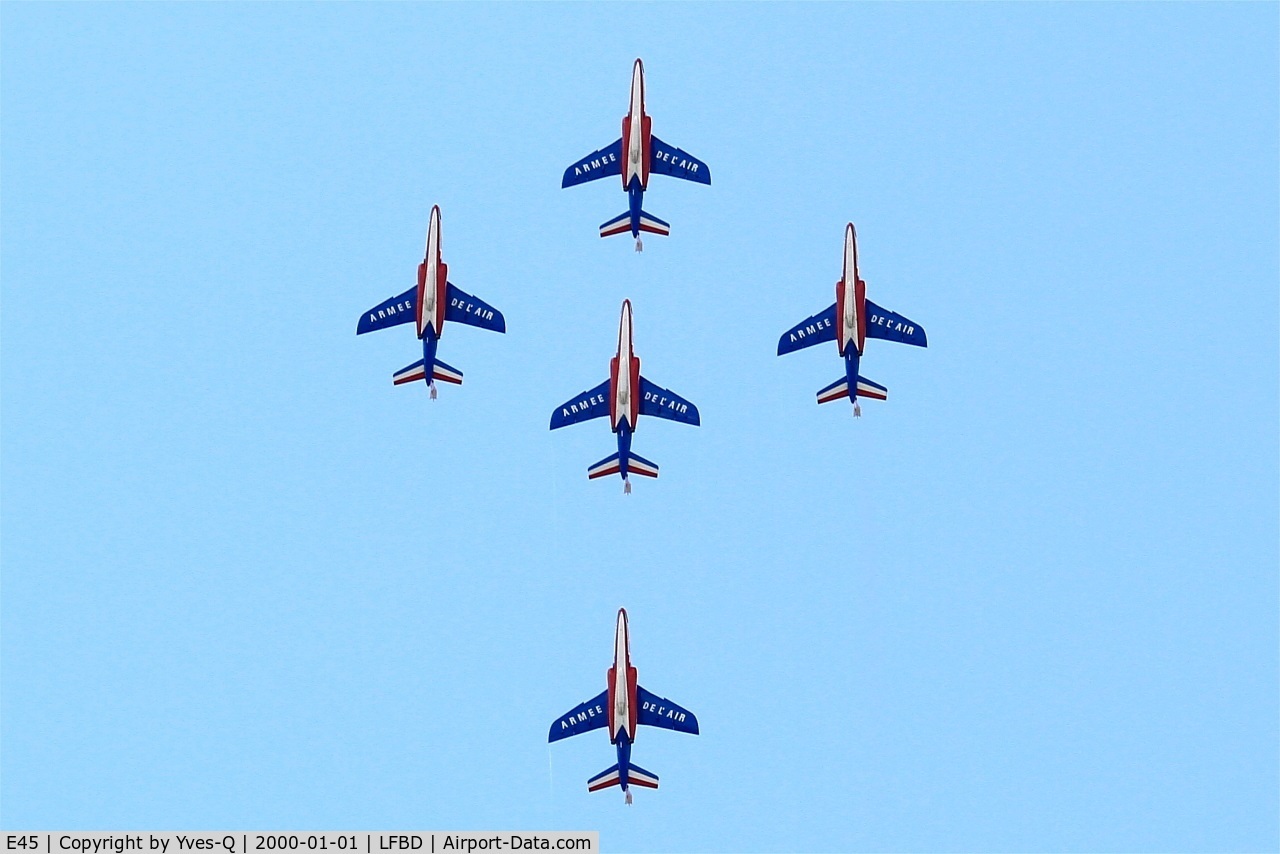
top-left (586, 764), bottom-right (660, 792)
top-left (599, 211), bottom-right (671, 238)
top-left (816, 376), bottom-right (888, 404)
top-left (586, 451), bottom-right (660, 480)
top-left (393, 358), bottom-right (464, 386)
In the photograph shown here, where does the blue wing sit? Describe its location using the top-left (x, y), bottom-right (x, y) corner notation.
top-left (639, 376), bottom-right (700, 425)
top-left (357, 286), bottom-right (417, 335)
top-left (649, 135), bottom-right (711, 185)
top-left (548, 690), bottom-right (609, 743)
top-left (777, 304), bottom-right (837, 355)
top-left (445, 283), bottom-right (506, 333)
top-left (562, 139), bottom-right (623, 188)
top-left (550, 379), bottom-right (611, 429)
top-left (637, 685), bottom-right (699, 735)
top-left (865, 299), bottom-right (927, 347)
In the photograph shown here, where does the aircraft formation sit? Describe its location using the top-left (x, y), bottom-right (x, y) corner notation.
top-left (356, 58), bottom-right (928, 803)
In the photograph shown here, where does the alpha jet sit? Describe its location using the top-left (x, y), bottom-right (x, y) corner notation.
top-left (561, 58), bottom-right (711, 251)
top-left (550, 300), bottom-right (699, 493)
top-left (778, 223), bottom-right (927, 415)
top-left (549, 608), bottom-right (699, 804)
top-left (356, 206), bottom-right (505, 398)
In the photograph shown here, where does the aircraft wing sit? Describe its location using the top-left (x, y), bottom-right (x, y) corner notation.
top-left (649, 135), bottom-right (711, 185)
top-left (562, 139), bottom-right (623, 188)
top-left (777, 304), bottom-right (837, 355)
top-left (637, 685), bottom-right (699, 735)
top-left (356, 286), bottom-right (417, 335)
top-left (864, 299), bottom-right (927, 347)
top-left (550, 379), bottom-right (612, 429)
top-left (638, 376), bottom-right (700, 426)
top-left (445, 283), bottom-right (506, 333)
top-left (548, 690), bottom-right (609, 743)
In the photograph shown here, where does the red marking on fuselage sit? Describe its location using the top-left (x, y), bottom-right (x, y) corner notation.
top-left (621, 59), bottom-right (651, 190)
top-left (608, 303), bottom-right (641, 429)
top-left (835, 277), bottom-right (867, 356)
top-left (415, 260), bottom-right (449, 339)
top-left (606, 609), bottom-right (639, 742)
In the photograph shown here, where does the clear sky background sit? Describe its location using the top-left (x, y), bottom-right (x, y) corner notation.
top-left (3, 4), bottom-right (1277, 852)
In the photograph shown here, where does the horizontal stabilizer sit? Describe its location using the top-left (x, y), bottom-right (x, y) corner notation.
top-left (639, 376), bottom-right (700, 425)
top-left (855, 376), bottom-right (888, 400)
top-left (865, 299), bottom-right (927, 347)
top-left (548, 690), bottom-right (609, 743)
top-left (637, 211), bottom-right (670, 236)
top-left (587, 764), bottom-right (621, 792)
top-left (432, 359), bottom-right (463, 385)
top-left (816, 377), bottom-right (849, 404)
top-left (627, 763), bottom-right (660, 789)
top-left (562, 139), bottom-right (623, 188)
top-left (445, 283), bottom-right (506, 334)
top-left (778, 304), bottom-right (837, 355)
top-left (649, 135), bottom-right (711, 185)
top-left (587, 452), bottom-right (622, 480)
top-left (599, 211), bottom-right (632, 238)
top-left (627, 453), bottom-right (660, 479)
top-left (550, 379), bottom-right (611, 429)
top-left (393, 359), bottom-right (463, 386)
top-left (816, 376), bottom-right (887, 404)
top-left (358, 286), bottom-right (417, 335)
top-left (393, 360), bottom-right (427, 386)
top-left (637, 686), bottom-right (699, 734)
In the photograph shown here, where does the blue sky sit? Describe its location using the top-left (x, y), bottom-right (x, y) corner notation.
top-left (2, 4), bottom-right (1276, 852)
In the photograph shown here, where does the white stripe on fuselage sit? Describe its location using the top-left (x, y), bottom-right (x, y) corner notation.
top-left (419, 209), bottom-right (441, 337)
top-left (614, 302), bottom-right (634, 429)
top-left (613, 610), bottom-right (631, 739)
top-left (840, 225), bottom-right (860, 353)
top-left (625, 61), bottom-right (645, 185)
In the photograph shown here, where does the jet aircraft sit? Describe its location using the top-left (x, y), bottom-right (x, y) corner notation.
top-left (550, 300), bottom-right (699, 493)
top-left (561, 58), bottom-right (711, 251)
top-left (778, 223), bottom-right (927, 414)
top-left (549, 609), bottom-right (699, 804)
top-left (356, 206), bottom-right (506, 398)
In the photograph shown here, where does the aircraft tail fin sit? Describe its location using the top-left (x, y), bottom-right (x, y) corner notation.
top-left (586, 450), bottom-right (661, 483)
top-left (587, 452), bottom-right (623, 480)
top-left (854, 376), bottom-right (887, 400)
top-left (816, 377), bottom-right (849, 404)
top-left (637, 211), bottom-right (670, 236)
top-left (393, 359), bottom-right (464, 387)
top-left (816, 376), bottom-right (887, 404)
top-left (585, 763), bottom-right (659, 793)
top-left (598, 211), bottom-right (670, 239)
top-left (431, 359), bottom-right (464, 385)
top-left (586, 764), bottom-right (621, 792)
top-left (393, 359), bottom-right (427, 386)
top-left (626, 762), bottom-right (660, 789)
top-left (599, 212), bottom-right (632, 238)
top-left (626, 452), bottom-right (660, 478)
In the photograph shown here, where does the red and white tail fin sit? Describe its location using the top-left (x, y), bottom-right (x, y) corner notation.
top-left (855, 376), bottom-right (887, 400)
top-left (637, 212), bottom-right (669, 236)
top-left (586, 764), bottom-right (621, 792)
top-left (627, 764), bottom-right (660, 789)
top-left (393, 359), bottom-right (464, 387)
top-left (431, 359), bottom-right (463, 385)
top-left (816, 375), bottom-right (887, 404)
